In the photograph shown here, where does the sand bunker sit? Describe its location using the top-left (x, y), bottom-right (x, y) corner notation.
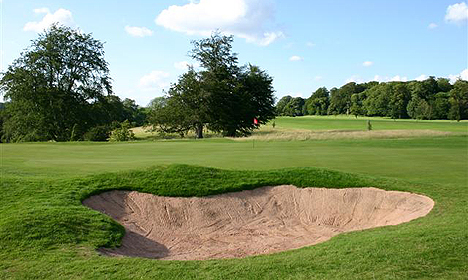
top-left (83, 185), bottom-right (433, 260)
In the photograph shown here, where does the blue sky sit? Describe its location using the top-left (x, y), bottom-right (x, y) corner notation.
top-left (2, 0), bottom-right (467, 106)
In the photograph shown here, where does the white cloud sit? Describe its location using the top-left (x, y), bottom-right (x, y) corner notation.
top-left (34, 8), bottom-right (50, 14)
top-left (461, 69), bottom-right (468, 80)
top-left (314, 76), bottom-right (323, 81)
top-left (345, 75), bottom-right (364, 84)
top-left (306, 42), bottom-right (316, 47)
top-left (415, 74), bottom-right (428, 81)
top-left (155, 0), bottom-right (283, 46)
top-left (174, 61), bottom-right (190, 70)
top-left (428, 23), bottom-right (438, 29)
top-left (448, 68), bottom-right (468, 83)
top-left (362, 61), bottom-right (373, 67)
top-left (289, 55), bottom-right (303, 61)
top-left (390, 75), bottom-right (408, 82)
top-left (255, 31), bottom-right (284, 46)
top-left (445, 2), bottom-right (468, 24)
top-left (371, 75), bottom-right (407, 82)
top-left (24, 8), bottom-right (74, 32)
top-left (125, 26), bottom-right (153, 37)
top-left (138, 70), bottom-right (171, 91)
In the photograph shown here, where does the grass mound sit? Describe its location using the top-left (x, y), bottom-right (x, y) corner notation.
top-left (1, 164), bottom-right (466, 279)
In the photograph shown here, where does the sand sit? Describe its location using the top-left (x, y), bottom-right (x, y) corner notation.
top-left (83, 185), bottom-right (434, 260)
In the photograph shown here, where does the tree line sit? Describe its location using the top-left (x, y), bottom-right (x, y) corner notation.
top-left (276, 78), bottom-right (468, 121)
top-left (0, 25), bottom-right (275, 142)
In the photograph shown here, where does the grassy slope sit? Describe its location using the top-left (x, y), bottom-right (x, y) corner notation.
top-left (1, 116), bottom-right (467, 279)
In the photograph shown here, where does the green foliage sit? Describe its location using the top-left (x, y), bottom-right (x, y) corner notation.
top-left (0, 25), bottom-right (147, 143)
top-left (276, 96), bottom-right (305, 116)
top-left (83, 125), bottom-right (111, 141)
top-left (149, 33), bottom-right (276, 138)
top-left (148, 69), bottom-right (204, 137)
top-left (276, 77), bottom-right (465, 120)
top-left (305, 87), bottom-right (329, 115)
top-left (448, 80), bottom-right (468, 121)
top-left (0, 24), bottom-right (113, 142)
top-left (328, 82), bottom-right (369, 115)
top-left (109, 120), bottom-right (135, 142)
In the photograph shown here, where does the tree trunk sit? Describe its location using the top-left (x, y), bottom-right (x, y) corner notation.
top-left (196, 123), bottom-right (204, 139)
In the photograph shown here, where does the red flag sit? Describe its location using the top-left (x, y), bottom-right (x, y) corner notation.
top-left (253, 118), bottom-right (258, 125)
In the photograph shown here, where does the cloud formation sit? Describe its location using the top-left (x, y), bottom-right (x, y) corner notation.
top-left (415, 74), bottom-right (428, 81)
top-left (24, 8), bottom-right (74, 32)
top-left (139, 70), bottom-right (171, 92)
top-left (155, 0), bottom-right (283, 46)
top-left (125, 26), bottom-right (153, 37)
top-left (428, 23), bottom-right (438, 29)
top-left (448, 68), bottom-right (468, 83)
top-left (362, 61), bottom-right (373, 67)
top-left (445, 2), bottom-right (468, 24)
top-left (289, 55), bottom-right (303, 62)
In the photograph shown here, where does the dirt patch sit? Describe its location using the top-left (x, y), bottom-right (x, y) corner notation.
top-left (83, 185), bottom-right (434, 260)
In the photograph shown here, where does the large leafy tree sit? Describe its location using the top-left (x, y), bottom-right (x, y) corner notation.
top-left (1, 24), bottom-right (113, 142)
top-left (149, 68), bottom-right (207, 138)
top-left (150, 33), bottom-right (275, 138)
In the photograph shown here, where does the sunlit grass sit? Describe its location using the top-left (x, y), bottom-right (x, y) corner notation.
top-left (1, 116), bottom-right (467, 279)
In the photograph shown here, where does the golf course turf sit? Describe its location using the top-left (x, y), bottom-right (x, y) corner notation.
top-left (1, 116), bottom-right (467, 279)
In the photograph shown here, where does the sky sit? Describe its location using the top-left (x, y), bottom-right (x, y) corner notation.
top-left (2, 0), bottom-right (468, 106)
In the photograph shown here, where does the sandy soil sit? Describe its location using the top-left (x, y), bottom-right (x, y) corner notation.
top-left (83, 185), bottom-right (434, 260)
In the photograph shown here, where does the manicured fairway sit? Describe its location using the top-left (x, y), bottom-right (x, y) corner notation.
top-left (1, 117), bottom-right (467, 279)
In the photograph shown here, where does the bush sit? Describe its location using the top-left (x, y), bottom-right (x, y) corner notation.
top-left (109, 120), bottom-right (135, 142)
top-left (83, 126), bottom-right (111, 141)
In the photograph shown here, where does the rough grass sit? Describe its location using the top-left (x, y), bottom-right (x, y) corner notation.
top-left (234, 128), bottom-right (452, 141)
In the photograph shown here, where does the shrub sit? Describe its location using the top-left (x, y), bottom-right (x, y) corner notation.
top-left (84, 126), bottom-right (111, 141)
top-left (109, 120), bottom-right (135, 142)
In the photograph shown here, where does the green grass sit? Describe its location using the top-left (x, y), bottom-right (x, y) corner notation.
top-left (270, 115), bottom-right (468, 132)
top-left (1, 116), bottom-right (467, 279)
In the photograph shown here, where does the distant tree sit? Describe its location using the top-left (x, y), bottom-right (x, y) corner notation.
top-left (448, 80), bottom-right (468, 121)
top-left (437, 78), bottom-right (453, 93)
top-left (363, 84), bottom-right (390, 117)
top-left (388, 83), bottom-right (411, 119)
top-left (305, 87), bottom-right (329, 115)
top-left (276, 96), bottom-right (293, 116)
top-left (0, 24), bottom-right (112, 142)
top-left (431, 92), bottom-right (450, 120)
top-left (328, 82), bottom-right (365, 115)
top-left (122, 98), bottom-right (147, 127)
top-left (350, 93), bottom-right (363, 118)
top-left (278, 97), bottom-right (305, 117)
